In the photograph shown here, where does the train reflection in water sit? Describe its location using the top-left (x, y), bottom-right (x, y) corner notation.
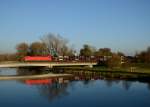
top-left (18, 71), bottom-right (150, 102)
top-left (25, 77), bottom-right (71, 85)
top-left (23, 71), bottom-right (150, 86)
top-left (16, 67), bottom-right (150, 94)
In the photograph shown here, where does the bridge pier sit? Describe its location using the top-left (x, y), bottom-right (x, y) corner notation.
top-left (88, 65), bottom-right (93, 68)
top-left (48, 65), bottom-right (53, 68)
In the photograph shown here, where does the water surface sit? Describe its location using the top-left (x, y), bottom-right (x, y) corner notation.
top-left (0, 68), bottom-right (150, 107)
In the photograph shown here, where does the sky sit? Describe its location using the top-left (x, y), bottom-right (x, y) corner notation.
top-left (0, 0), bottom-right (150, 55)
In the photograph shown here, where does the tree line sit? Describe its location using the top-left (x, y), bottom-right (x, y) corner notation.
top-left (15, 33), bottom-right (75, 60)
top-left (0, 33), bottom-right (150, 65)
top-left (135, 47), bottom-right (150, 63)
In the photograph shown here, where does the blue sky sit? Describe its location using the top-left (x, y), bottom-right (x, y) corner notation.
top-left (0, 0), bottom-right (150, 55)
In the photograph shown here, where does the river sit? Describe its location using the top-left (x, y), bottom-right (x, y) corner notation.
top-left (0, 68), bottom-right (150, 107)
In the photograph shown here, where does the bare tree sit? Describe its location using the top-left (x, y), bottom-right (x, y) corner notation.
top-left (41, 33), bottom-right (74, 56)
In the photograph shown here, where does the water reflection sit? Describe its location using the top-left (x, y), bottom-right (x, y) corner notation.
top-left (37, 80), bottom-right (69, 101)
top-left (0, 68), bottom-right (17, 75)
top-left (13, 69), bottom-right (150, 102)
top-left (16, 67), bottom-right (49, 76)
top-left (105, 79), bottom-right (113, 88)
top-left (18, 76), bottom-right (73, 102)
top-left (1, 68), bottom-right (150, 107)
top-left (1, 68), bottom-right (150, 101)
top-left (70, 71), bottom-right (150, 85)
top-left (15, 68), bottom-right (150, 91)
top-left (147, 84), bottom-right (150, 90)
top-left (0, 67), bottom-right (50, 76)
top-left (122, 81), bottom-right (132, 90)
top-left (17, 75), bottom-right (150, 102)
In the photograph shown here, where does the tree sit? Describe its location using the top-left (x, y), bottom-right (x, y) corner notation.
top-left (16, 42), bottom-right (29, 60)
top-left (94, 48), bottom-right (112, 56)
top-left (29, 42), bottom-right (48, 56)
top-left (80, 44), bottom-right (94, 57)
top-left (107, 53), bottom-right (121, 68)
top-left (0, 53), bottom-right (17, 61)
top-left (146, 46), bottom-right (150, 62)
top-left (41, 33), bottom-right (74, 56)
top-left (136, 46), bottom-right (150, 63)
top-left (147, 47), bottom-right (150, 53)
top-left (117, 51), bottom-right (125, 56)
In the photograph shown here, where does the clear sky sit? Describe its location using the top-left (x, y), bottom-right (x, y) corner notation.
top-left (0, 0), bottom-right (150, 55)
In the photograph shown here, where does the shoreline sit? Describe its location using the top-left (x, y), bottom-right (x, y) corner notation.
top-left (53, 67), bottom-right (150, 76)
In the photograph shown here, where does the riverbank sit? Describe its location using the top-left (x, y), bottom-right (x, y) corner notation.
top-left (53, 66), bottom-right (150, 76)
top-left (52, 67), bottom-right (150, 81)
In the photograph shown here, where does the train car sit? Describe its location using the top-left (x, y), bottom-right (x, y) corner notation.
top-left (24, 55), bottom-right (52, 61)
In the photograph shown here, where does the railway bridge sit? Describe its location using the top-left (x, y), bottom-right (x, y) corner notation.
top-left (0, 62), bottom-right (97, 68)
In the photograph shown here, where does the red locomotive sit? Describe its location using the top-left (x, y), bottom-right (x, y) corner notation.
top-left (24, 55), bottom-right (52, 61)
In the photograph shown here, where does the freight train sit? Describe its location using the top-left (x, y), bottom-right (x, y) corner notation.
top-left (23, 55), bottom-right (108, 62)
top-left (24, 56), bottom-right (52, 61)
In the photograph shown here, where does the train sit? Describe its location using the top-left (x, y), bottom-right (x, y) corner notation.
top-left (24, 55), bottom-right (52, 61)
top-left (23, 55), bottom-right (109, 62)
